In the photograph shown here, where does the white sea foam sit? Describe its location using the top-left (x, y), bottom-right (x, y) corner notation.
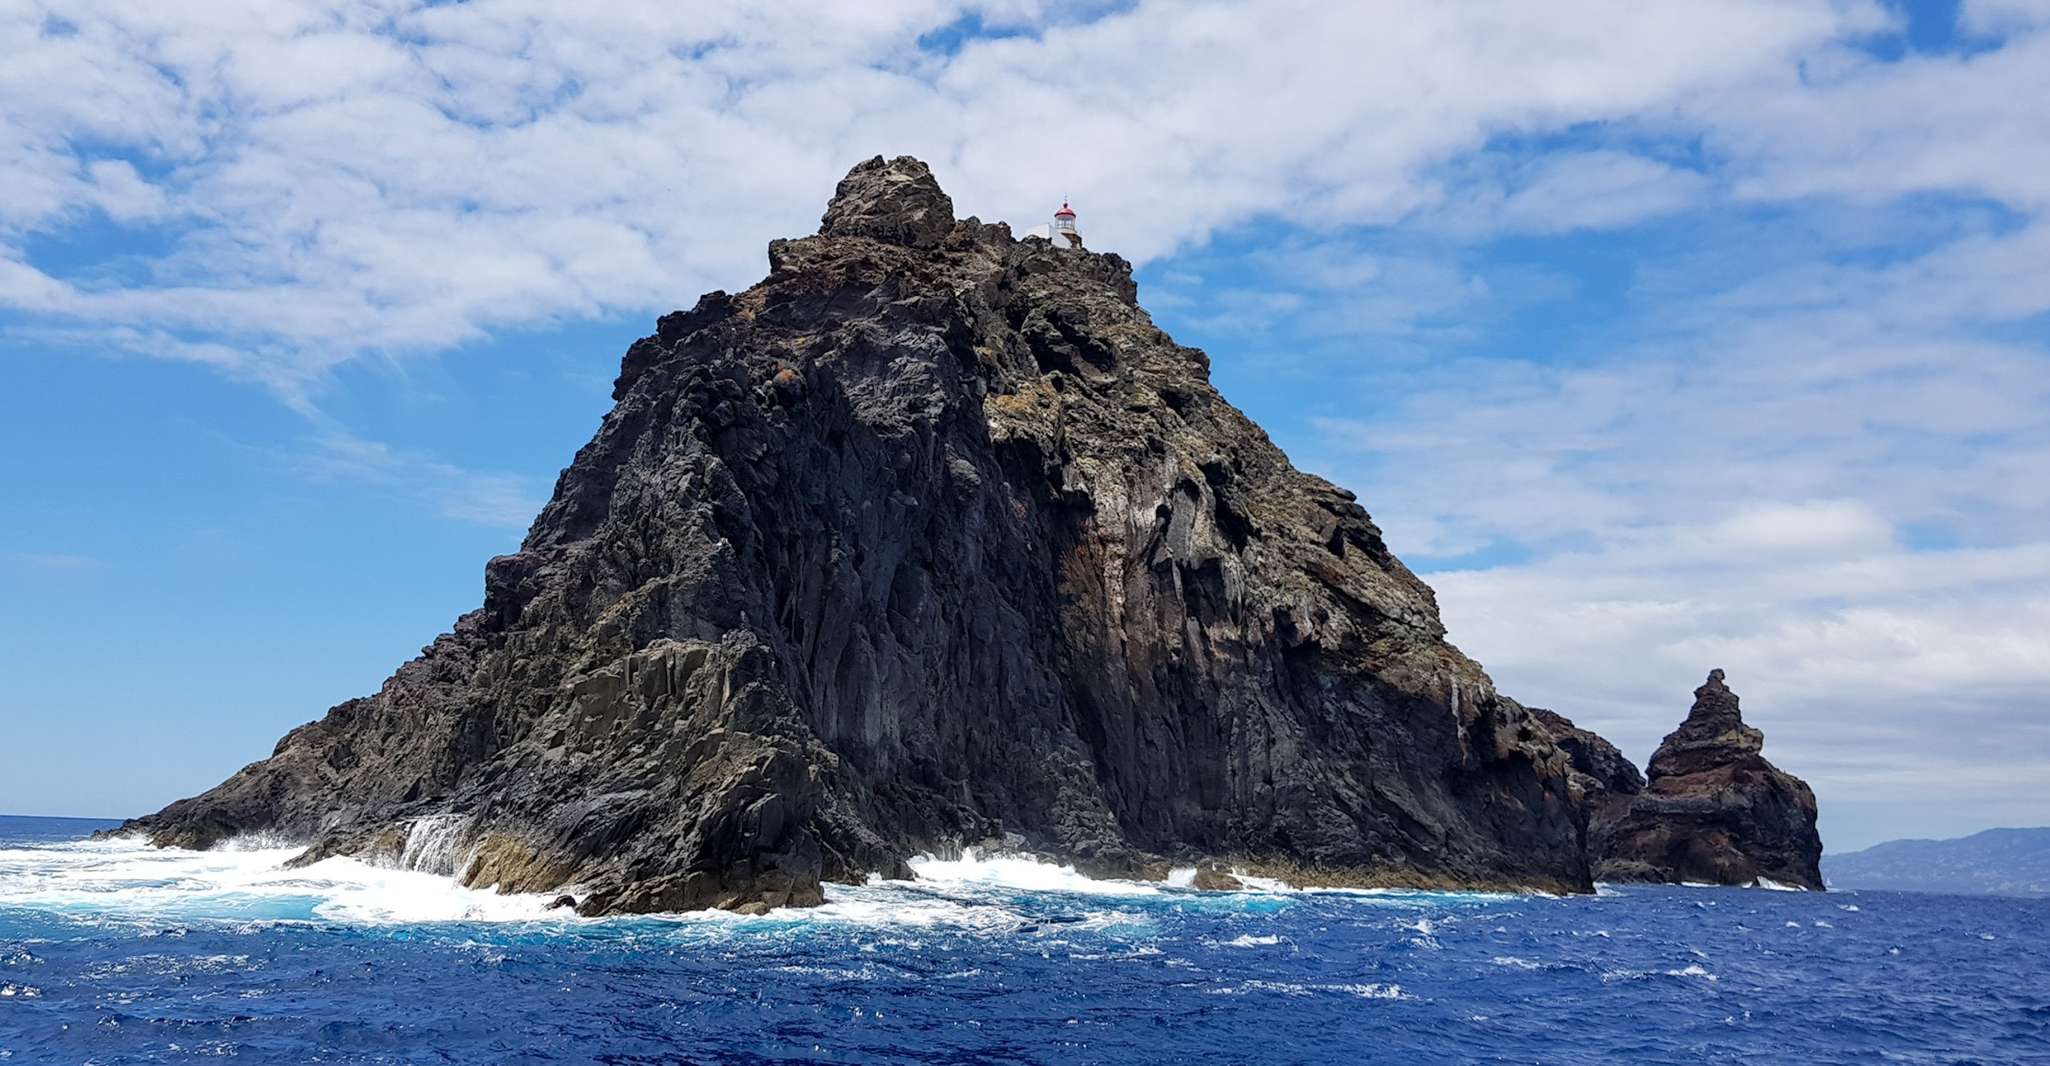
top-left (1402, 915), bottom-right (1442, 949)
top-left (1223, 933), bottom-right (1281, 947)
top-left (0, 836), bottom-right (563, 925)
top-left (4, 834), bottom-right (1485, 938)
top-left (1205, 979), bottom-right (1409, 999)
top-left (0, 837), bottom-right (1166, 933)
top-left (1491, 956), bottom-right (1542, 970)
top-left (903, 849), bottom-right (1165, 898)
top-left (1753, 877), bottom-right (1806, 892)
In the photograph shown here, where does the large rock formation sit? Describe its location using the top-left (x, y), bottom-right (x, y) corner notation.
top-left (1590, 670), bottom-right (1824, 889)
top-left (120, 156), bottom-right (1802, 913)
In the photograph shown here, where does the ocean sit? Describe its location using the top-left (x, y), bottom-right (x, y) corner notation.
top-left (1, 815), bottom-right (2043, 1064)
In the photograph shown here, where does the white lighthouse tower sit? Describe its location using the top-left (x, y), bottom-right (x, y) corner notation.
top-left (1052, 201), bottom-right (1082, 248)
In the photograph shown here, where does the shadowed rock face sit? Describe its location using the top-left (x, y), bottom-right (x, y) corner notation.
top-left (122, 155), bottom-right (1628, 913)
top-left (1590, 670), bottom-right (1824, 889)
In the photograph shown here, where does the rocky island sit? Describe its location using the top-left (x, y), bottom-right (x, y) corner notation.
top-left (120, 157), bottom-right (1822, 912)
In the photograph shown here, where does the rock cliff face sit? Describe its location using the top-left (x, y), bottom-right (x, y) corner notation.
top-left (1590, 671), bottom-right (1824, 889)
top-left (121, 156), bottom-right (1804, 913)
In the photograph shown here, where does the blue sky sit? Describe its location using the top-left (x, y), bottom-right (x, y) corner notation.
top-left (3, 1), bottom-right (2046, 852)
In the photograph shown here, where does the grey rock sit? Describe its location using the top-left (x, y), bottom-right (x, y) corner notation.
top-left (119, 156), bottom-right (1622, 912)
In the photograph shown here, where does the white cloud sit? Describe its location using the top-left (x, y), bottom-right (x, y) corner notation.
top-left (6, 1), bottom-right (2048, 847)
top-left (1299, 185), bottom-right (2050, 849)
top-left (292, 430), bottom-right (542, 529)
top-left (1709, 500), bottom-right (1895, 557)
top-left (1701, 29), bottom-right (2050, 210)
top-left (1441, 150), bottom-right (1713, 236)
top-left (1, 0), bottom-right (1900, 395)
top-left (1961, 0), bottom-right (2050, 36)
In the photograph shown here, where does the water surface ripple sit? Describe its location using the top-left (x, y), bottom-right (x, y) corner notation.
top-left (2, 816), bottom-right (2043, 1064)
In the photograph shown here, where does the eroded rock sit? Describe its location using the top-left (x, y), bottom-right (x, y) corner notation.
top-left (1590, 671), bottom-right (1824, 889)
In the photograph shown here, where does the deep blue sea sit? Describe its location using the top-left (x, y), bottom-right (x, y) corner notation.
top-left (2, 815), bottom-right (2045, 1064)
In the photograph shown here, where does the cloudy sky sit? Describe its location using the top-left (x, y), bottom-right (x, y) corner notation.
top-left (3, 0), bottom-right (2045, 851)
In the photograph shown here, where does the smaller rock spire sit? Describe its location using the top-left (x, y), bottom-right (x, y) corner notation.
top-left (1646, 668), bottom-right (1765, 781)
top-left (1590, 668), bottom-right (1824, 889)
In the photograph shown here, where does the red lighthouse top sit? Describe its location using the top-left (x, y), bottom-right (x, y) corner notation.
top-left (1054, 201), bottom-right (1076, 220)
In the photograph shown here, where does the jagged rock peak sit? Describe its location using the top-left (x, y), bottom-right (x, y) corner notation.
top-left (1648, 668), bottom-right (1766, 781)
top-left (818, 154), bottom-right (956, 248)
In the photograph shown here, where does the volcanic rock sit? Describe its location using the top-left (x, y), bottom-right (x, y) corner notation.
top-left (1527, 706), bottom-right (1644, 802)
top-left (1590, 670), bottom-right (1824, 889)
top-left (118, 155), bottom-right (1605, 913)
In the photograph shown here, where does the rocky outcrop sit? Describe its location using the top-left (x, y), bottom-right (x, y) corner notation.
top-left (1590, 670), bottom-right (1824, 889)
top-left (120, 155), bottom-right (1648, 913)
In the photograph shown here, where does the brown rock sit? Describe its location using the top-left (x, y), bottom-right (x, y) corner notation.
top-left (1591, 670), bottom-right (1824, 889)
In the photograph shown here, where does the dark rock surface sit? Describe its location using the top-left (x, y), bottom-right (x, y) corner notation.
top-left (121, 155), bottom-right (1662, 913)
top-left (1590, 670), bottom-right (1824, 889)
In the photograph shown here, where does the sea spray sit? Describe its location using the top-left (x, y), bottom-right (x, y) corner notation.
top-left (400, 814), bottom-right (476, 877)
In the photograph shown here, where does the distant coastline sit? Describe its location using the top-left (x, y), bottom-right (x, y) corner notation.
top-left (1824, 827), bottom-right (2050, 898)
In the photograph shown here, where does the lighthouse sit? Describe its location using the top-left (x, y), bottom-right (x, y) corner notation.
top-left (1052, 201), bottom-right (1082, 248)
